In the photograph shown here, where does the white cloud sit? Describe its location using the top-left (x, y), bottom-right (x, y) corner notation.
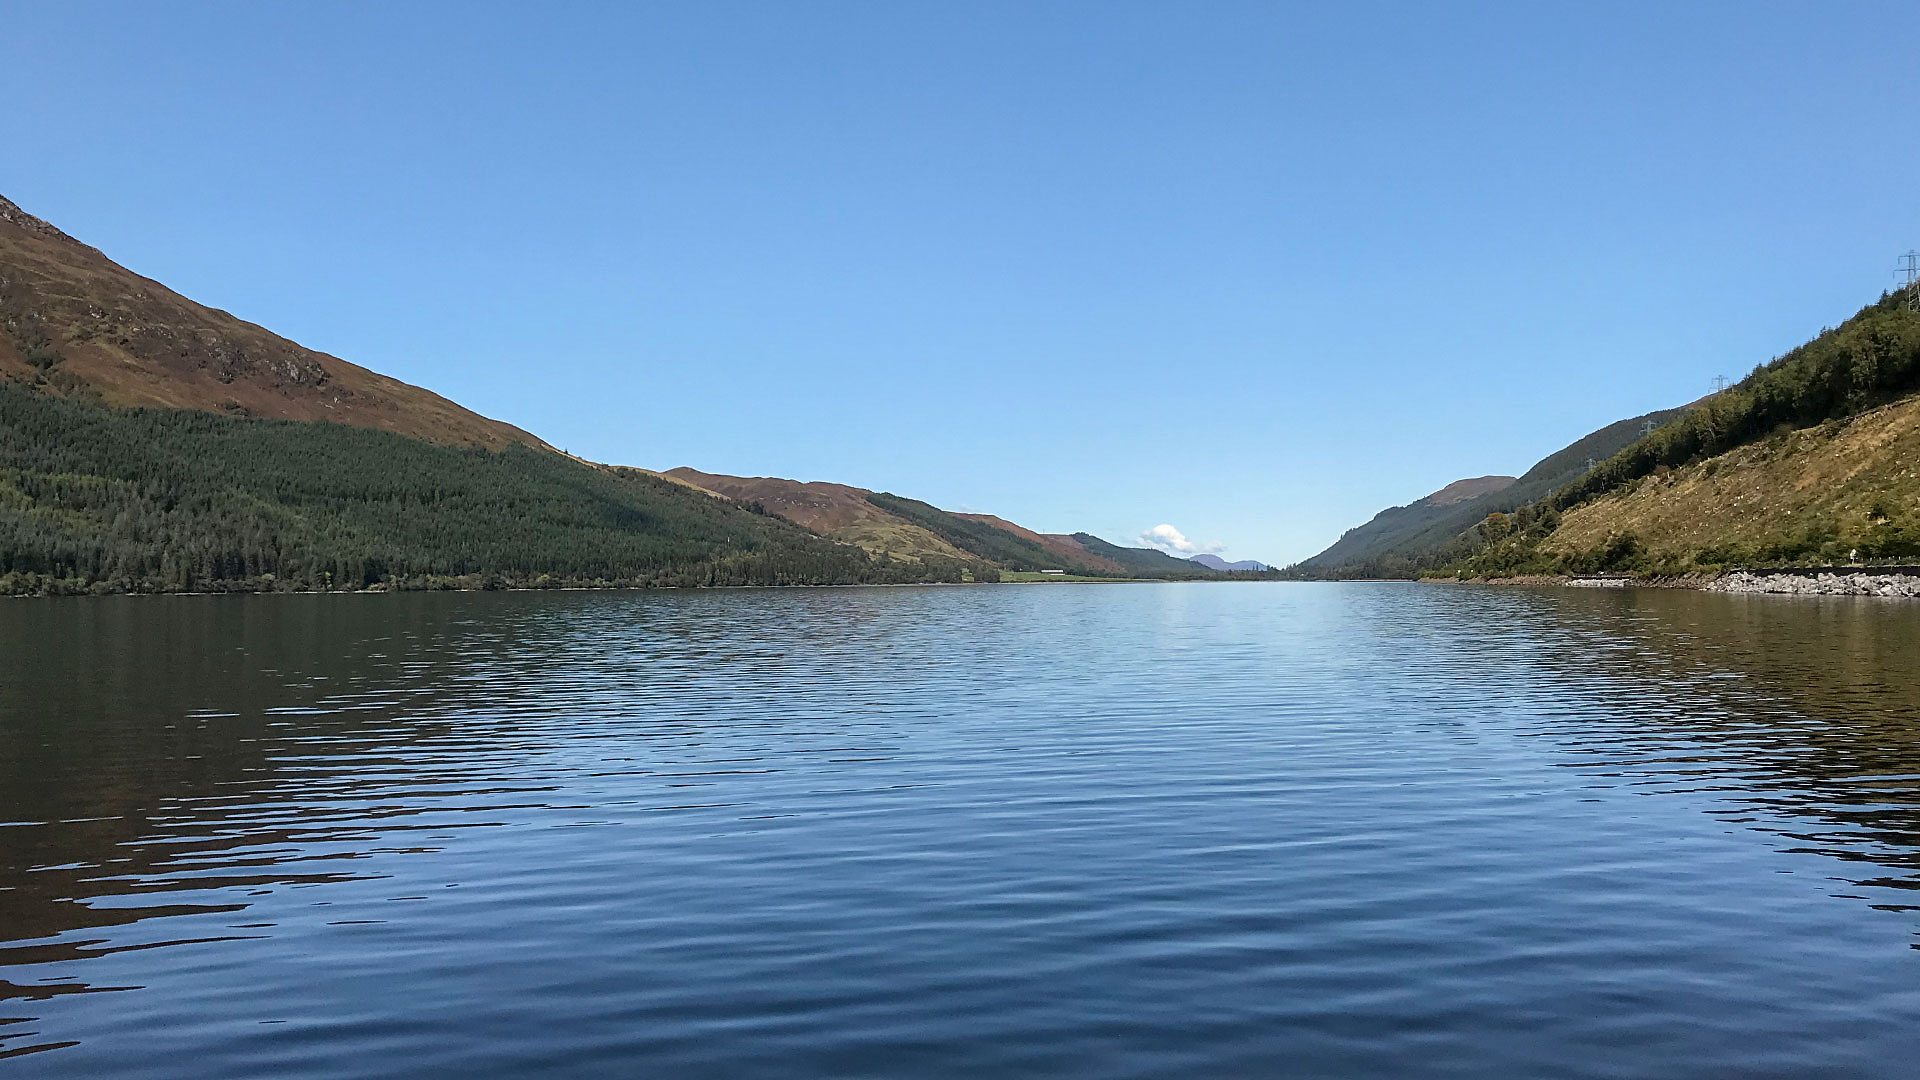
top-left (1139, 523), bottom-right (1224, 555)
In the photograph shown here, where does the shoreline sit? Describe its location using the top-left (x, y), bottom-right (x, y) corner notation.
top-left (0, 577), bottom-right (1252, 600)
top-left (1438, 567), bottom-right (1920, 599)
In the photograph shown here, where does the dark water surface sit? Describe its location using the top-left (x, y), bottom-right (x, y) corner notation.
top-left (4, 584), bottom-right (1920, 1077)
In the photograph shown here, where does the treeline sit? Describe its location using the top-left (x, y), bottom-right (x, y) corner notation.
top-left (0, 387), bottom-right (965, 595)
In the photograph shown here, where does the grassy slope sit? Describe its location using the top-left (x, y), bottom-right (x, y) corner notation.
top-left (1449, 293), bottom-right (1920, 575)
top-left (1546, 394), bottom-right (1920, 566)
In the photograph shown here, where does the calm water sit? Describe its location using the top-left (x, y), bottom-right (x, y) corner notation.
top-left (4, 584), bottom-right (1920, 1077)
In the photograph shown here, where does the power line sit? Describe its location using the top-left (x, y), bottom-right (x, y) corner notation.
top-left (1900, 250), bottom-right (1920, 314)
top-left (1712, 375), bottom-right (1730, 394)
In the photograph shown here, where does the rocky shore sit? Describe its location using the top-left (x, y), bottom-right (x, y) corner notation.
top-left (1439, 567), bottom-right (1920, 598)
top-left (1707, 569), bottom-right (1920, 598)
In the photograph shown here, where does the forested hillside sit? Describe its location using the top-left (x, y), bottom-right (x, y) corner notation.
top-left (0, 387), bottom-right (924, 594)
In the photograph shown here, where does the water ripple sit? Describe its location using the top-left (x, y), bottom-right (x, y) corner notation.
top-left (3, 585), bottom-right (1920, 1075)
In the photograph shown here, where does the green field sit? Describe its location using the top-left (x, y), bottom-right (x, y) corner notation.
top-left (996, 570), bottom-right (1139, 583)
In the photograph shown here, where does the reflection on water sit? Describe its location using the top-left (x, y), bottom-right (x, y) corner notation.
top-left (2, 585), bottom-right (1920, 1076)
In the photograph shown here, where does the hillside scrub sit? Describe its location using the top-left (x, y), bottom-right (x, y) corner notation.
top-left (1552, 293), bottom-right (1920, 512)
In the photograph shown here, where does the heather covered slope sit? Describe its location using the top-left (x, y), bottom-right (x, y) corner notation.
top-left (0, 194), bottom-right (542, 450)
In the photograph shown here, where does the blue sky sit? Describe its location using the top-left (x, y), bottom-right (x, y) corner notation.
top-left (6, 2), bottom-right (1917, 564)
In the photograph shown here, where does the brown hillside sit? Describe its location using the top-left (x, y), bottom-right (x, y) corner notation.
top-left (665, 468), bottom-right (971, 563)
top-left (0, 194), bottom-right (543, 450)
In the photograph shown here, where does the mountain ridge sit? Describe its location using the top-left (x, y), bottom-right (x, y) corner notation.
top-left (1189, 554), bottom-right (1269, 572)
top-left (1296, 409), bottom-right (1680, 576)
top-left (0, 192), bottom-right (1238, 592)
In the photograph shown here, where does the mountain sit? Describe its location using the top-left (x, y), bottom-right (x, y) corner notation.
top-left (663, 469), bottom-right (1222, 579)
top-left (0, 195), bottom-right (1043, 593)
top-left (1189, 554), bottom-right (1269, 572)
top-left (1070, 534), bottom-right (1221, 579)
top-left (1448, 290), bottom-right (1920, 576)
top-left (951, 513), bottom-right (1126, 573)
top-left (0, 195), bottom-right (543, 450)
top-left (1424, 476), bottom-right (1518, 506)
top-left (1298, 411), bottom-right (1679, 577)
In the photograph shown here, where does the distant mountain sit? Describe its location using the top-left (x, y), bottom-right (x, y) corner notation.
top-left (1189, 554), bottom-right (1269, 572)
top-left (666, 470), bottom-right (1223, 580)
top-left (665, 468), bottom-right (972, 565)
top-left (951, 513), bottom-right (1126, 573)
top-left (1071, 534), bottom-right (1221, 579)
top-left (0, 194), bottom-right (541, 449)
top-left (1423, 476), bottom-right (1517, 506)
top-left (1298, 412), bottom-right (1678, 576)
top-left (663, 473), bottom-right (1199, 577)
